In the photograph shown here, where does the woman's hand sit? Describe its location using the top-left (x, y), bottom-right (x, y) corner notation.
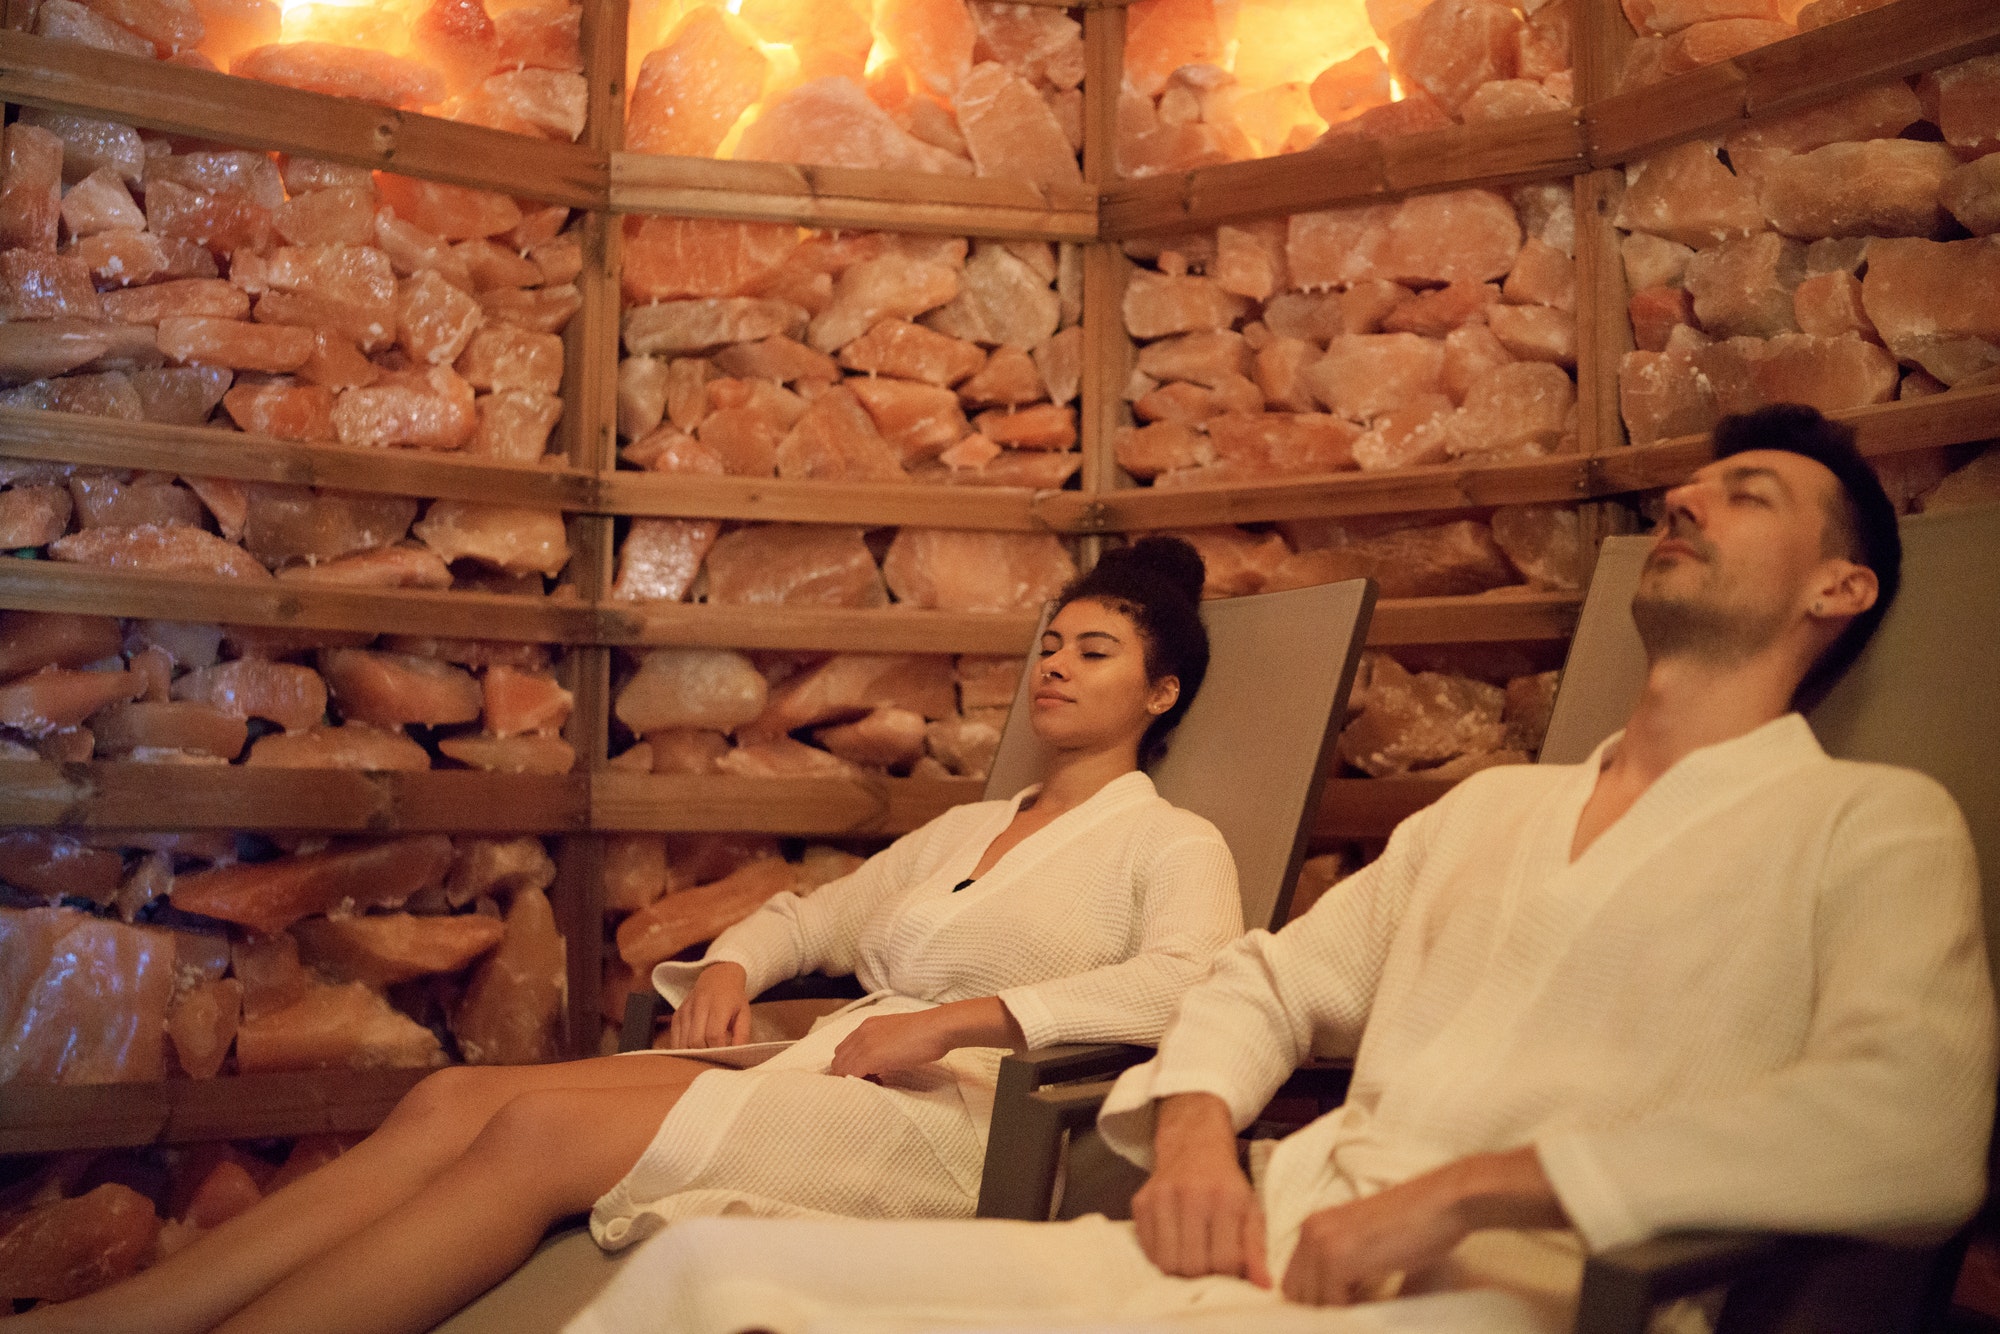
top-left (827, 997), bottom-right (1024, 1079)
top-left (667, 961), bottom-right (751, 1049)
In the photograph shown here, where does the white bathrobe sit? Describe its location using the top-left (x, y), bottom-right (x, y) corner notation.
top-left (590, 770), bottom-right (1243, 1251)
top-left (568, 716), bottom-right (1994, 1334)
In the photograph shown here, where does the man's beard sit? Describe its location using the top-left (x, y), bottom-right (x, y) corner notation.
top-left (1630, 525), bottom-right (1784, 668)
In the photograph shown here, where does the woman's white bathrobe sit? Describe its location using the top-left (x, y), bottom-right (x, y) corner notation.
top-left (568, 715), bottom-right (1995, 1334)
top-left (590, 769), bottom-right (1243, 1250)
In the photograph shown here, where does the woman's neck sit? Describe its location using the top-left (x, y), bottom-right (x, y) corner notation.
top-left (1031, 742), bottom-right (1140, 815)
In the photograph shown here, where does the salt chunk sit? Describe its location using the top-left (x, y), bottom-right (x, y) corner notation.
top-left (624, 298), bottom-right (809, 357)
top-left (1381, 282), bottom-right (1501, 338)
top-left (331, 366), bottom-right (477, 450)
top-left (1724, 80), bottom-right (1923, 181)
top-left (1859, 237), bottom-right (2000, 385)
top-left (1391, 0), bottom-right (1523, 115)
top-left (1791, 271), bottom-right (1876, 343)
top-left (1208, 413), bottom-right (1361, 477)
top-left (412, 499), bottom-right (568, 576)
top-left (1115, 421), bottom-right (1207, 479)
top-left (737, 77), bottom-right (975, 176)
top-left (612, 519), bottom-right (720, 604)
top-left (923, 243), bottom-right (1061, 349)
top-left (1, 124), bottom-right (65, 252)
top-left (1447, 361), bottom-right (1574, 458)
top-left (774, 384), bottom-right (908, 480)
top-left (1760, 140), bottom-right (1958, 241)
top-left (1287, 204), bottom-right (1396, 292)
top-left (232, 41), bottom-right (445, 112)
top-left (1922, 54), bottom-right (2000, 160)
top-left (1629, 285), bottom-right (1697, 352)
top-left (1503, 238), bottom-right (1576, 312)
top-left (1123, 270), bottom-right (1249, 339)
top-left (1943, 157), bottom-right (2000, 238)
top-left (1620, 232), bottom-right (1694, 291)
top-left (1380, 190), bottom-right (1523, 288)
top-left (953, 62), bottom-right (1083, 192)
top-left (882, 529), bottom-right (1074, 612)
top-left (1485, 303), bottom-right (1576, 366)
top-left (1619, 349), bottom-right (1718, 445)
top-left (397, 268), bottom-right (486, 366)
top-left (1613, 141), bottom-right (1762, 250)
top-left (374, 173), bottom-right (521, 241)
top-left (838, 319), bottom-right (987, 386)
top-left (1352, 394), bottom-right (1455, 471)
top-left (703, 524), bottom-right (889, 607)
top-left (808, 257), bottom-right (961, 354)
top-left (851, 377), bottom-right (969, 463)
top-left (959, 344), bottom-right (1043, 407)
top-left (470, 391), bottom-right (561, 462)
top-left (1214, 222), bottom-right (1288, 301)
top-left (1255, 337), bottom-right (1321, 412)
top-left (222, 382), bottom-right (337, 441)
top-left (1304, 333), bottom-right (1446, 422)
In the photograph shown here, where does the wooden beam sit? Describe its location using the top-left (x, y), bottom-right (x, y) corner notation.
top-left (1367, 591), bottom-right (1582, 646)
top-left (0, 29), bottom-right (604, 207)
top-left (595, 602), bottom-right (1041, 655)
top-left (0, 762), bottom-right (587, 832)
top-left (1573, 168), bottom-right (1632, 455)
top-left (610, 153), bottom-right (1097, 242)
top-left (0, 408), bottom-right (594, 508)
top-left (591, 772), bottom-right (980, 836)
top-left (0, 1069), bottom-right (427, 1154)
top-left (595, 472), bottom-right (1044, 529)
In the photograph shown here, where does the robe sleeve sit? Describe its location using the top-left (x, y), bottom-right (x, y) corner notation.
top-left (1536, 775), bottom-right (1997, 1252)
top-left (1098, 797), bottom-right (1445, 1168)
top-left (654, 816), bottom-right (948, 1004)
top-left (996, 826), bottom-right (1244, 1050)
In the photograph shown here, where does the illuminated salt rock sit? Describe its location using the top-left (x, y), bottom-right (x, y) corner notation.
top-left (1448, 360), bottom-right (1574, 457)
top-left (0, 1182), bottom-right (160, 1302)
top-left (473, 67), bottom-right (587, 140)
top-left (294, 912), bottom-right (505, 989)
top-left (66, 474), bottom-right (201, 531)
top-left (1760, 140), bottom-right (1957, 241)
top-left (1860, 238), bottom-right (2000, 385)
top-left (1339, 653), bottom-right (1507, 776)
top-left (49, 522), bottom-right (271, 581)
top-left (644, 729), bottom-right (732, 775)
top-left (396, 269), bottom-right (485, 368)
top-left (0, 906), bottom-right (175, 1081)
top-left (627, 8), bottom-right (769, 158)
top-left (0, 123), bottom-right (63, 252)
top-left (1791, 271), bottom-right (1876, 342)
top-left (97, 277), bottom-right (245, 325)
top-left (714, 336), bottom-right (841, 386)
top-left (480, 664), bottom-right (571, 739)
top-left (738, 77), bottom-right (974, 176)
top-left (1124, 270), bottom-right (1250, 340)
top-left (17, 110), bottom-right (141, 187)
top-left (37, 0), bottom-right (155, 56)
top-left (1249, 337), bottom-right (1319, 414)
top-left (477, 279), bottom-right (582, 332)
top-left (71, 230), bottom-right (212, 291)
top-left (374, 173), bottom-right (520, 241)
top-left (705, 524), bottom-right (889, 607)
top-left (1382, 281), bottom-right (1501, 338)
top-left (1033, 325), bottom-right (1083, 407)
top-left (1137, 330), bottom-right (1251, 388)
top-left (975, 403), bottom-right (1076, 450)
top-left (470, 390), bottom-right (562, 463)
top-left (1352, 394), bottom-right (1455, 470)
top-left (244, 721), bottom-right (431, 771)
top-left (235, 976), bottom-right (446, 1072)
top-left (319, 647), bottom-right (481, 729)
top-left (616, 356), bottom-right (669, 440)
top-left (170, 658), bottom-right (326, 732)
top-left (1735, 332), bottom-right (1899, 412)
top-left (1621, 240), bottom-right (1694, 304)
top-left (1943, 157), bottom-right (2000, 237)
top-left (239, 484), bottom-right (417, 569)
top-left (1618, 349), bottom-right (1716, 444)
top-left (808, 256), bottom-right (962, 354)
top-left (1920, 55), bottom-right (2000, 160)
top-left (1135, 379), bottom-right (1245, 425)
top-left (735, 0), bottom-right (869, 83)
top-left (773, 384), bottom-right (909, 480)
top-left (1305, 334), bottom-right (1446, 423)
top-left (144, 178), bottom-right (276, 256)
top-left (834, 321), bottom-right (981, 391)
top-left (1123, 0), bottom-right (1223, 98)
top-left (1114, 421), bottom-right (1203, 479)
top-left (0, 609), bottom-right (122, 680)
top-left (923, 243), bottom-right (1061, 348)
top-left (1491, 504), bottom-right (1584, 591)
top-left (624, 297), bottom-right (809, 357)
top-left (0, 831), bottom-right (125, 901)
top-left (275, 543), bottom-right (454, 589)
top-left (1658, 19), bottom-right (1791, 76)
top-left (90, 700), bottom-right (246, 759)
top-left (1168, 526), bottom-right (1289, 598)
top-left (409, 499), bottom-right (568, 576)
top-left (616, 647), bottom-right (768, 734)
top-left (1622, 0), bottom-right (1780, 36)
top-left (166, 976), bottom-right (241, 1079)
top-left (971, 1), bottom-right (1080, 85)
top-left (611, 518), bottom-right (718, 605)
top-left (58, 167), bottom-right (143, 239)
top-left (1627, 285), bottom-right (1694, 353)
top-left (156, 315), bottom-right (311, 373)
top-left (174, 835), bottom-right (454, 935)
top-left (851, 377), bottom-right (968, 463)
top-left (617, 857), bottom-right (798, 973)
top-left (272, 185), bottom-right (376, 248)
top-left (454, 325), bottom-right (563, 396)
top-left (1378, 190), bottom-right (1524, 289)
top-left (1286, 205), bottom-right (1394, 293)
top-left (0, 485), bottom-right (72, 548)
top-left (718, 735), bottom-right (865, 778)
top-left (1392, 0), bottom-right (1523, 115)
top-left (954, 62), bottom-right (1084, 191)
top-left (1485, 303), bottom-right (1576, 367)
top-left (957, 345), bottom-right (1043, 407)
top-left (882, 529), bottom-right (1075, 612)
top-left (0, 369), bottom-right (148, 421)
top-left (232, 41), bottom-right (444, 111)
top-left (815, 706), bottom-right (928, 768)
top-left (1723, 79), bottom-right (1923, 181)
top-left (1503, 238), bottom-right (1576, 312)
top-left (1614, 141), bottom-right (1762, 250)
top-left (1208, 413), bottom-right (1361, 476)
top-left (445, 835), bottom-right (556, 907)
top-left (444, 883), bottom-right (564, 1065)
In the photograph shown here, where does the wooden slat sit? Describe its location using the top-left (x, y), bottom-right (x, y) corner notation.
top-left (1368, 591), bottom-right (1582, 646)
top-left (0, 408), bottom-right (594, 508)
top-left (591, 772), bottom-right (981, 836)
top-left (1573, 168), bottom-right (1632, 454)
top-left (0, 1070), bottom-right (427, 1154)
top-left (596, 602), bottom-right (1041, 655)
top-left (1313, 778), bottom-right (1455, 840)
top-left (1573, 0), bottom-right (1636, 106)
top-left (1586, 0), bottom-right (2000, 165)
top-left (1081, 4), bottom-right (1127, 189)
top-left (0, 762), bottom-right (586, 832)
top-left (595, 471), bottom-right (1044, 529)
top-left (0, 30), bottom-right (603, 207)
top-left (610, 153), bottom-right (1097, 242)
top-left (1378, 112), bottom-right (1587, 197)
top-left (1080, 244), bottom-right (1135, 494)
top-left (0, 561), bottom-right (599, 643)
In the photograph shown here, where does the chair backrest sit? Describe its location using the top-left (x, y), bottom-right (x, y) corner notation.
top-left (983, 579), bottom-right (1377, 933)
top-left (1536, 510), bottom-right (2000, 990)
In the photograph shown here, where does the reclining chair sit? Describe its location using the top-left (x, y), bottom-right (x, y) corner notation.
top-left (980, 506), bottom-right (1999, 1334)
top-left (431, 576), bottom-right (1378, 1333)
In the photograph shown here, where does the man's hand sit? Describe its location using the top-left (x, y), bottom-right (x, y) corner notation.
top-left (1132, 1093), bottom-right (1272, 1287)
top-left (667, 961), bottom-right (750, 1049)
top-left (1281, 1147), bottom-right (1568, 1306)
top-left (827, 997), bottom-right (1024, 1079)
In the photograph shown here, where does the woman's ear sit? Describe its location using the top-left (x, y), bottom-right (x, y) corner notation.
top-left (1147, 676), bottom-right (1180, 717)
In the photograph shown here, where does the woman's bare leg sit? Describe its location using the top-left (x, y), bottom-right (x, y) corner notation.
top-left (211, 1080), bottom-right (696, 1334)
top-left (14, 1054), bottom-right (708, 1334)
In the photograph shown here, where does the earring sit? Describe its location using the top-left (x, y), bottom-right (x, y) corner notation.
top-left (1812, 600), bottom-right (1825, 615)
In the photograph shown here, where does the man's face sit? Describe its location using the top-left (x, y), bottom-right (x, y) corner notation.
top-left (1632, 448), bottom-right (1850, 665)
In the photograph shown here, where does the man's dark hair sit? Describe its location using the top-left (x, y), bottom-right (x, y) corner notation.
top-left (1056, 535), bottom-right (1209, 768)
top-left (1711, 404), bottom-right (1900, 711)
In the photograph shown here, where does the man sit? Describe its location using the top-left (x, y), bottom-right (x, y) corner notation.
top-left (565, 405), bottom-right (1995, 1334)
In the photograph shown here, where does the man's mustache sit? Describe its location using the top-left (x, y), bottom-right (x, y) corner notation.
top-left (1649, 510), bottom-right (1717, 563)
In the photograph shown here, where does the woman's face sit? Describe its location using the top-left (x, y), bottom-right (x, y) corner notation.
top-left (1028, 597), bottom-right (1179, 755)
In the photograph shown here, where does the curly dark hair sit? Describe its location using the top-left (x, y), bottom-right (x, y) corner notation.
top-left (1054, 535), bottom-right (1209, 768)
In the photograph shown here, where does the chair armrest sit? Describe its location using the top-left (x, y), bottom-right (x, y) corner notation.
top-left (977, 1078), bottom-right (1122, 1221)
top-left (1575, 1232), bottom-right (1789, 1334)
top-left (619, 991), bottom-right (662, 1053)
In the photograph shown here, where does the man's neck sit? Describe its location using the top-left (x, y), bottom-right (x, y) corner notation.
top-left (1610, 650), bottom-right (1799, 784)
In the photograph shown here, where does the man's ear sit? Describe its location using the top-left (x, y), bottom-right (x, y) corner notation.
top-left (1810, 561), bottom-right (1878, 621)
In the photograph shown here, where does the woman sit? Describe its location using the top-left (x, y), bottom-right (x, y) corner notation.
top-left (20, 536), bottom-right (1240, 1334)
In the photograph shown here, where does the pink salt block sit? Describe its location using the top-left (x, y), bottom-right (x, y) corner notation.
top-left (398, 269), bottom-right (486, 366)
top-left (815, 706), bottom-right (928, 768)
top-left (1791, 271), bottom-right (1877, 342)
top-left (1743, 333), bottom-right (1900, 413)
top-left (946, 448), bottom-right (1079, 488)
top-left (1305, 334), bottom-right (1447, 422)
top-left (1795, 0), bottom-right (1891, 26)
top-left (374, 173), bottom-right (521, 241)
top-left (183, 474), bottom-right (248, 541)
top-left (332, 366), bottom-right (478, 450)
top-left (808, 256), bottom-right (962, 354)
top-left (716, 736), bottom-right (866, 779)
top-left (36, 0), bottom-right (155, 56)
top-left (166, 976), bottom-right (242, 1079)
top-left (1115, 421), bottom-right (1206, 479)
top-left (0, 368), bottom-right (146, 421)
top-left (99, 277), bottom-right (247, 324)
top-left (851, 376), bottom-right (969, 462)
top-left (623, 297), bottom-right (809, 357)
top-left (49, 522), bottom-right (274, 581)
top-left (601, 833), bottom-right (667, 912)
top-left (1378, 190), bottom-right (1523, 288)
top-left (1860, 237), bottom-right (2000, 385)
top-left (1286, 204), bottom-right (1397, 293)
top-left (1686, 230), bottom-right (1805, 338)
top-left (1033, 326), bottom-right (1083, 408)
top-left (0, 123), bottom-right (63, 252)
top-left (1760, 140), bottom-right (1957, 240)
top-left (924, 711), bottom-right (1002, 777)
top-left (1917, 448), bottom-right (2000, 513)
top-left (1338, 654), bottom-right (1508, 775)
top-left (1447, 360), bottom-right (1575, 457)
top-left (1613, 140), bottom-right (1763, 249)
top-left (1503, 238), bottom-right (1576, 312)
top-left (0, 667), bottom-right (139, 737)
top-left (1619, 349), bottom-right (1719, 444)
top-left (1352, 394), bottom-right (1456, 470)
top-left (774, 384), bottom-right (909, 481)
top-left (0, 832), bottom-right (124, 902)
top-left (921, 243), bottom-right (1061, 350)
top-left (438, 731), bottom-right (575, 773)
top-left (411, 498), bottom-right (569, 576)
top-left (233, 931), bottom-right (311, 1021)
top-left (714, 336), bottom-right (841, 386)
top-left (975, 402), bottom-right (1075, 451)
top-left (82, 0), bottom-right (204, 52)
top-left (1622, 0), bottom-right (1779, 36)
top-left (617, 857), bottom-right (798, 973)
top-left (703, 524), bottom-right (890, 607)
top-left (882, 528), bottom-right (1075, 612)
top-left (18, 109), bottom-right (143, 188)
top-left (629, 730), bottom-right (723, 774)
top-left (294, 912), bottom-right (505, 989)
top-left (375, 209), bottom-right (473, 289)
top-left (1321, 89), bottom-right (1458, 143)
top-left (0, 1182), bottom-right (161, 1301)
top-left (953, 61), bottom-right (1084, 191)
top-left (1630, 285), bottom-right (1697, 352)
top-left (970, 1), bottom-right (1080, 86)
top-left (1208, 413), bottom-right (1362, 477)
top-left (174, 835), bottom-right (453, 935)
top-left (1312, 47), bottom-right (1394, 126)
top-left (474, 68), bottom-right (586, 141)
top-left (276, 547), bottom-right (450, 592)
top-left (181, 1156), bottom-right (263, 1231)
top-left (1212, 222), bottom-right (1289, 302)
top-left (1391, 0), bottom-right (1524, 115)
top-left (470, 390), bottom-right (561, 462)
top-left (1442, 323), bottom-right (1513, 403)
top-left (1361, 522), bottom-right (1522, 599)
top-left (1921, 55), bottom-right (2000, 160)
top-left (481, 664), bottom-right (571, 738)
top-left (954, 345), bottom-right (1041, 406)
top-left (410, 0), bottom-right (500, 95)
top-left (665, 357), bottom-right (717, 432)
top-left (223, 381), bottom-right (337, 441)
top-left (440, 834), bottom-right (557, 908)
top-left (877, 0), bottom-right (977, 98)
top-left (90, 700), bottom-right (246, 758)
top-left (1518, 1), bottom-right (1573, 82)
top-left (320, 647), bottom-right (481, 728)
top-left (1381, 282), bottom-right (1501, 337)
top-left (156, 316), bottom-right (311, 373)
top-left (170, 658), bottom-right (326, 731)
top-left (617, 355), bottom-right (669, 439)
top-left (0, 609), bottom-right (122, 680)
top-left (67, 473), bottom-right (204, 531)
top-left (453, 325), bottom-right (563, 394)
top-left (616, 647), bottom-right (768, 734)
top-left (142, 179), bottom-right (275, 257)
top-left (1136, 380), bottom-right (1232, 425)
top-left (1253, 337), bottom-right (1321, 413)
top-left (59, 167), bottom-right (145, 238)
top-left (1485, 304), bottom-right (1576, 366)
top-left (529, 233), bottom-right (583, 287)
top-left (244, 721), bottom-right (431, 770)
top-left (493, 2), bottom-right (580, 71)
top-left (280, 155), bottom-right (375, 195)
top-left (627, 7), bottom-right (770, 159)
top-left (955, 656), bottom-right (1021, 713)
top-left (1, 907), bottom-right (176, 1081)
top-left (1137, 330), bottom-right (1251, 388)
top-left (1123, 0), bottom-right (1223, 98)
top-left (1167, 526), bottom-right (1290, 598)
top-left (0, 485), bottom-right (73, 548)
top-left (737, 0), bottom-right (870, 84)
top-left (72, 231), bottom-right (217, 290)
top-left (613, 518), bottom-right (721, 603)
top-left (737, 77), bottom-right (974, 176)
top-left (477, 284), bottom-right (580, 335)
top-left (145, 150), bottom-right (283, 209)
top-left (1943, 156), bottom-right (2000, 237)
top-left (1124, 270), bottom-right (1250, 340)
top-left (1659, 19), bottom-right (1792, 75)
top-left (1723, 79), bottom-right (1923, 180)
top-left (232, 41), bottom-right (444, 111)
top-left (235, 977), bottom-right (445, 1073)
top-left (741, 653), bottom-right (956, 742)
top-left (695, 407), bottom-right (783, 476)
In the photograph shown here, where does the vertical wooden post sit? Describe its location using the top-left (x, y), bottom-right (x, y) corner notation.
top-left (1079, 3), bottom-right (1134, 541)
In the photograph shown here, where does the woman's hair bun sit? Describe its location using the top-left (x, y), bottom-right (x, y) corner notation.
top-left (1108, 534), bottom-right (1205, 605)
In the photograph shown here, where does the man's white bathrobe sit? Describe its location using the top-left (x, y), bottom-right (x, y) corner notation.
top-left (568, 716), bottom-right (1995, 1334)
top-left (590, 770), bottom-right (1242, 1250)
